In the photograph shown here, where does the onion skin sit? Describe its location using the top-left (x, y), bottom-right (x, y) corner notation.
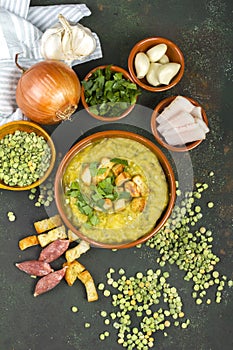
top-left (16, 60), bottom-right (81, 124)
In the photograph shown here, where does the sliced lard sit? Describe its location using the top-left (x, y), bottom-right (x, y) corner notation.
top-left (157, 96), bottom-right (194, 124)
top-left (191, 106), bottom-right (203, 119)
top-left (195, 118), bottom-right (210, 133)
top-left (157, 111), bottom-right (195, 134)
top-left (191, 106), bottom-right (209, 133)
top-left (163, 123), bottom-right (206, 146)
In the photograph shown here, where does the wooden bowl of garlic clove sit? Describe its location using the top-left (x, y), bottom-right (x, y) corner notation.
top-left (128, 37), bottom-right (185, 92)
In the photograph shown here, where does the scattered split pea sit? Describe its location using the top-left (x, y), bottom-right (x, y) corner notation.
top-left (7, 211), bottom-right (16, 221)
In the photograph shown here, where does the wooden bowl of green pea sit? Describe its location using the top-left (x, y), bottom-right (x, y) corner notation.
top-left (0, 121), bottom-right (56, 191)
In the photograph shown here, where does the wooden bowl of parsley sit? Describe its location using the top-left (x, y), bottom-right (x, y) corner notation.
top-left (81, 65), bottom-right (141, 121)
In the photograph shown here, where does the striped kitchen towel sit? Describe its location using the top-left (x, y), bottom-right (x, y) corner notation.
top-left (0, 0), bottom-right (102, 126)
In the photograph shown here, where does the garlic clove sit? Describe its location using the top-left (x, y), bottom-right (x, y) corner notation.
top-left (146, 44), bottom-right (167, 62)
top-left (158, 54), bottom-right (169, 64)
top-left (61, 28), bottom-right (74, 60)
top-left (157, 62), bottom-right (181, 85)
top-left (40, 27), bottom-right (64, 60)
top-left (71, 24), bottom-right (96, 58)
top-left (134, 52), bottom-right (150, 79)
top-left (42, 38), bottom-right (63, 60)
top-left (146, 62), bottom-right (161, 86)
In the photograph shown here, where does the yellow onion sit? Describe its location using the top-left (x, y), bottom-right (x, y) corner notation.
top-left (16, 58), bottom-right (81, 124)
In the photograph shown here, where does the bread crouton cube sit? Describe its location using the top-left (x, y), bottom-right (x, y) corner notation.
top-left (34, 214), bottom-right (62, 233)
top-left (78, 270), bottom-right (98, 302)
top-left (19, 235), bottom-right (39, 250)
top-left (37, 225), bottom-right (67, 247)
top-left (63, 260), bottom-right (86, 286)
top-left (130, 197), bottom-right (146, 212)
top-left (67, 229), bottom-right (80, 243)
top-left (65, 240), bottom-right (90, 263)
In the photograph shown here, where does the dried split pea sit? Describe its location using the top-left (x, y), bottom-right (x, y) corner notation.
top-left (212, 271), bottom-right (219, 279)
top-left (71, 306), bottom-right (78, 313)
top-left (99, 333), bottom-right (105, 340)
top-left (98, 283), bottom-right (105, 290)
top-left (228, 280), bottom-right (233, 287)
top-left (103, 289), bottom-right (111, 297)
top-left (100, 311), bottom-right (107, 317)
top-left (7, 211), bottom-right (16, 221)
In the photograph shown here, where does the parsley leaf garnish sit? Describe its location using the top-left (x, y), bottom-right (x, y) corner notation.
top-left (66, 181), bottom-right (99, 226)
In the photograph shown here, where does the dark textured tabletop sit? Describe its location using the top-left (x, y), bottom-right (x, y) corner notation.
top-left (1, 1), bottom-right (232, 350)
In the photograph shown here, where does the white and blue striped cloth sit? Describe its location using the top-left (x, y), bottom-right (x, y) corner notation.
top-left (0, 0), bottom-right (102, 125)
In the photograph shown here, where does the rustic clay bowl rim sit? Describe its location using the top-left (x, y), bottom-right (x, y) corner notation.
top-left (128, 36), bottom-right (185, 92)
top-left (54, 130), bottom-right (176, 249)
top-left (0, 121), bottom-right (56, 191)
top-left (81, 65), bottom-right (138, 122)
top-left (151, 95), bottom-right (209, 152)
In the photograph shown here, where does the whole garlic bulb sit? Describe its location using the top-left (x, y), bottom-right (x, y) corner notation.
top-left (40, 14), bottom-right (96, 64)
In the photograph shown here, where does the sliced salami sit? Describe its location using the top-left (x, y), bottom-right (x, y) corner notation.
top-left (38, 239), bottom-right (70, 263)
top-left (34, 267), bottom-right (67, 297)
top-left (15, 260), bottom-right (53, 276)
